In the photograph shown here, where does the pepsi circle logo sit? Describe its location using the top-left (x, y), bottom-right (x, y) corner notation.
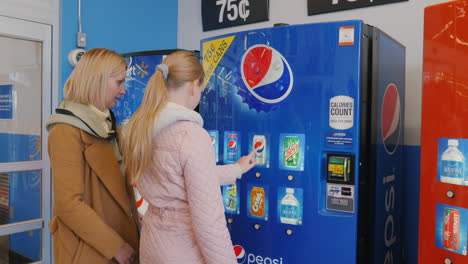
top-left (239, 45), bottom-right (294, 112)
top-left (211, 137), bottom-right (216, 145)
top-left (233, 245), bottom-right (246, 264)
top-left (228, 139), bottom-right (237, 149)
top-left (254, 141), bottom-right (264, 152)
top-left (381, 83), bottom-right (401, 155)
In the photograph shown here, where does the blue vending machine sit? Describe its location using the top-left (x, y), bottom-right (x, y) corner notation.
top-left (200, 21), bottom-right (405, 264)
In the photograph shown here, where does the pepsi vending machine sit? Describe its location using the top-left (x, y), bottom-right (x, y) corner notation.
top-left (200, 20), bottom-right (405, 264)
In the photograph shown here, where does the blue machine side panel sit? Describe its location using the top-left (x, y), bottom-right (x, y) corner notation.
top-left (372, 29), bottom-right (405, 264)
top-left (201, 21), bottom-right (364, 264)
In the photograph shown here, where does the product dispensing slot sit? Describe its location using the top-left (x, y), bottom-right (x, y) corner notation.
top-left (326, 154), bottom-right (355, 213)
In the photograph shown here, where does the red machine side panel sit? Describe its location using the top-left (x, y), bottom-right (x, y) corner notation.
top-left (420, 1), bottom-right (468, 263)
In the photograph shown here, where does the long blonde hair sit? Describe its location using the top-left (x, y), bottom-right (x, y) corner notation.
top-left (122, 51), bottom-right (205, 183)
top-left (64, 48), bottom-right (127, 110)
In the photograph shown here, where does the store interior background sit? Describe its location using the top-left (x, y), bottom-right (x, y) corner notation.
top-left (0, 0), bottom-right (454, 263)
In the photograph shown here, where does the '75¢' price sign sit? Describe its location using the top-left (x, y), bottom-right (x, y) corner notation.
top-left (202, 0), bottom-right (269, 32)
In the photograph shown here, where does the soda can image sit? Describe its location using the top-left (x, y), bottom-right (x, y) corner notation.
top-left (443, 208), bottom-right (461, 251)
top-left (226, 133), bottom-right (239, 163)
top-left (284, 136), bottom-right (299, 168)
top-left (250, 187), bottom-right (265, 217)
top-left (208, 130), bottom-right (219, 162)
top-left (253, 135), bottom-right (266, 165)
top-left (224, 184), bottom-right (239, 212)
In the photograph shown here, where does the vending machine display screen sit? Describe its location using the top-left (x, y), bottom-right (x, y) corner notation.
top-left (327, 155), bottom-right (354, 184)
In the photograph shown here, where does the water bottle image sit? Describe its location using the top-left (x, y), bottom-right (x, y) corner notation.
top-left (280, 188), bottom-right (301, 225)
top-left (440, 139), bottom-right (465, 185)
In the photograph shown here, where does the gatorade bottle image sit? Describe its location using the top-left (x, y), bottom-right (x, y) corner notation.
top-left (279, 188), bottom-right (300, 225)
top-left (440, 139), bottom-right (465, 185)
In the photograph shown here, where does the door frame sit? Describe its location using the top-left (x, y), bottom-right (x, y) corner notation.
top-left (0, 15), bottom-right (52, 264)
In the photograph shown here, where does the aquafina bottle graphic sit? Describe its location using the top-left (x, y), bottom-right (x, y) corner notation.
top-left (440, 139), bottom-right (465, 185)
top-left (280, 188), bottom-right (300, 225)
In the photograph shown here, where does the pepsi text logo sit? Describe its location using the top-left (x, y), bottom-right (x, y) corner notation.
top-left (234, 245), bottom-right (284, 264)
top-left (383, 173), bottom-right (397, 264)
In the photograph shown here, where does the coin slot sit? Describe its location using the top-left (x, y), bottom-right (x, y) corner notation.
top-left (444, 257), bottom-right (453, 264)
top-left (446, 190), bottom-right (455, 199)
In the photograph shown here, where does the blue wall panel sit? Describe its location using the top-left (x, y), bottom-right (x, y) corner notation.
top-left (60, 0), bottom-right (178, 100)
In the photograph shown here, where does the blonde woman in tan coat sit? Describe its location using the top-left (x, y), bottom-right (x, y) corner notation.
top-left (47, 48), bottom-right (139, 264)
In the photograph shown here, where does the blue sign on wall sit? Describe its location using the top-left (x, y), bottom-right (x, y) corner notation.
top-left (0, 84), bottom-right (13, 119)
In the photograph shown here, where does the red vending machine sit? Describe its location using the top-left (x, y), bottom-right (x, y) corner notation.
top-left (420, 1), bottom-right (468, 263)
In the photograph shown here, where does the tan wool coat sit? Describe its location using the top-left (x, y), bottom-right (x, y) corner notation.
top-left (48, 124), bottom-right (139, 264)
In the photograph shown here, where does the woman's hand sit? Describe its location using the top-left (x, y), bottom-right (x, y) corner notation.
top-left (114, 242), bottom-right (137, 264)
top-left (236, 148), bottom-right (258, 173)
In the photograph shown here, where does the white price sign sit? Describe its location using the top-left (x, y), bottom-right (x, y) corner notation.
top-left (216, 0), bottom-right (250, 23)
top-left (202, 0), bottom-right (269, 31)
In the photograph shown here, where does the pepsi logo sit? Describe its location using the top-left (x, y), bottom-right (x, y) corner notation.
top-left (211, 137), bottom-right (216, 145)
top-left (233, 245), bottom-right (246, 264)
top-left (381, 83), bottom-right (401, 155)
top-left (228, 139), bottom-right (237, 149)
top-left (136, 197), bottom-right (144, 208)
top-left (240, 45), bottom-right (293, 106)
top-left (254, 141), bottom-right (264, 152)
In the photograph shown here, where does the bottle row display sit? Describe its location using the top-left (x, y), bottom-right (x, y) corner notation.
top-left (209, 130), bottom-right (305, 171)
top-left (222, 183), bottom-right (304, 226)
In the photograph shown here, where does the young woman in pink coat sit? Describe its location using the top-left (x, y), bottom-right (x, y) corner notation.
top-left (122, 51), bottom-right (257, 264)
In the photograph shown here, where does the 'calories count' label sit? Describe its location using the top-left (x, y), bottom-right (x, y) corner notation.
top-left (329, 96), bottom-right (354, 130)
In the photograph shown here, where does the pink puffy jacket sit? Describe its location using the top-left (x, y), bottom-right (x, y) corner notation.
top-left (137, 103), bottom-right (241, 264)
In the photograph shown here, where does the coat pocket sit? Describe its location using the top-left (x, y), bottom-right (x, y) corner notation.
top-left (49, 216), bottom-right (80, 259)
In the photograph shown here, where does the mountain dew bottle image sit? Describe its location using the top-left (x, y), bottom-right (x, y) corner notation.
top-left (440, 139), bottom-right (465, 185)
top-left (284, 136), bottom-right (299, 168)
top-left (280, 188), bottom-right (300, 225)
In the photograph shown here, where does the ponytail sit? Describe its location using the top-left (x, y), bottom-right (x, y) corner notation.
top-left (122, 51), bottom-right (204, 183)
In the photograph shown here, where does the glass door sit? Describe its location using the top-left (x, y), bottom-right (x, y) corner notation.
top-left (0, 16), bottom-right (52, 264)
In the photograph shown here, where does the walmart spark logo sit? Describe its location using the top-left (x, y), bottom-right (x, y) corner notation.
top-left (136, 61), bottom-right (149, 78)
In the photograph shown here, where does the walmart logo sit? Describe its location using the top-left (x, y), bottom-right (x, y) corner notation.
top-left (127, 61), bottom-right (150, 79)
